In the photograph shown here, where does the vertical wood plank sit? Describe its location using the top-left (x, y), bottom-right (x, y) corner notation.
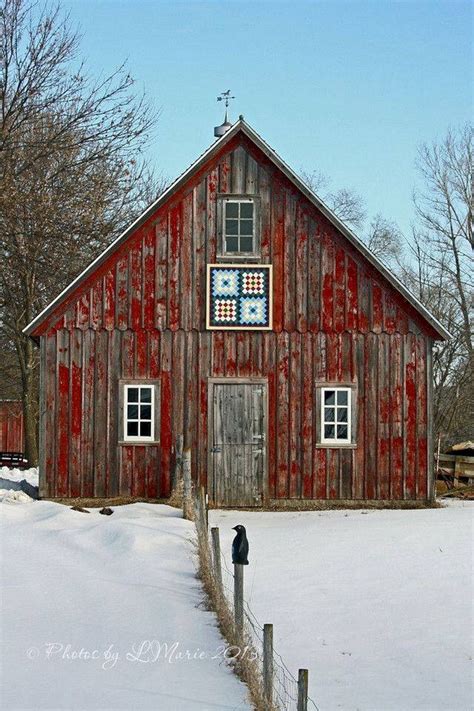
top-left (272, 180), bottom-right (285, 332)
top-left (334, 247), bottom-right (346, 333)
top-left (301, 334), bottom-right (313, 497)
top-left (405, 334), bottom-right (417, 498)
top-left (56, 330), bottom-right (70, 497)
top-left (295, 205), bottom-right (308, 332)
top-left (168, 205), bottom-right (182, 331)
top-left (365, 333), bottom-right (378, 498)
top-left (82, 329), bottom-right (95, 497)
top-left (346, 256), bottom-right (358, 331)
top-left (276, 331), bottom-right (289, 498)
top-left (155, 214), bottom-right (168, 330)
top-left (259, 164), bottom-right (272, 261)
top-left (103, 269), bottom-right (116, 330)
top-left (378, 333), bottom-right (390, 499)
top-left (283, 191), bottom-right (296, 332)
top-left (289, 332), bottom-right (301, 497)
top-left (143, 227), bottom-right (156, 330)
top-left (106, 330), bottom-right (121, 497)
top-left (193, 179), bottom-right (207, 330)
top-left (390, 334), bottom-right (404, 499)
top-left (180, 192), bottom-right (193, 330)
top-left (307, 218), bottom-right (321, 332)
top-left (313, 332), bottom-right (327, 498)
top-left (321, 234), bottom-right (334, 332)
top-left (416, 336), bottom-right (428, 499)
top-left (93, 330), bottom-right (108, 497)
top-left (160, 330), bottom-right (173, 496)
top-left (69, 329), bottom-right (82, 498)
top-left (116, 254), bottom-right (129, 330)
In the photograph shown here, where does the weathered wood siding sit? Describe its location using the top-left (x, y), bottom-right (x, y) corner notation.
top-left (0, 401), bottom-right (24, 452)
top-left (38, 135), bottom-right (433, 501)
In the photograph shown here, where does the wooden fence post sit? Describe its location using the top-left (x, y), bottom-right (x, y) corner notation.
top-left (174, 434), bottom-right (183, 493)
top-left (199, 485), bottom-right (208, 533)
top-left (182, 448), bottom-right (192, 520)
top-left (210, 527), bottom-right (223, 592)
top-left (234, 563), bottom-right (244, 634)
top-left (263, 623), bottom-right (273, 705)
top-left (297, 668), bottom-right (308, 711)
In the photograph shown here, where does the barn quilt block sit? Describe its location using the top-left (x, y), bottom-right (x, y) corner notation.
top-left (207, 264), bottom-right (272, 329)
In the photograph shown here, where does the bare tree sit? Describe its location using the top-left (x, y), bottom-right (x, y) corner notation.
top-left (402, 125), bottom-right (473, 446)
top-left (414, 125), bottom-right (473, 361)
top-left (300, 169), bottom-right (366, 230)
top-left (300, 169), bottom-right (402, 265)
top-left (0, 0), bottom-right (164, 464)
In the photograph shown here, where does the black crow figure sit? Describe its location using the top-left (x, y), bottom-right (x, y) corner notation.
top-left (232, 525), bottom-right (249, 565)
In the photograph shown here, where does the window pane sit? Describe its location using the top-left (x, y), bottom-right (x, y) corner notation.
top-left (337, 390), bottom-right (348, 406)
top-left (324, 424), bottom-right (335, 439)
top-left (127, 404), bottom-right (139, 419)
top-left (240, 202), bottom-right (253, 218)
top-left (337, 407), bottom-right (348, 423)
top-left (225, 202), bottom-right (239, 218)
top-left (127, 421), bottom-right (138, 437)
top-left (337, 425), bottom-right (348, 439)
top-left (324, 407), bottom-right (335, 423)
top-left (128, 388), bottom-right (139, 403)
top-left (140, 422), bottom-right (151, 437)
top-left (240, 219), bottom-right (253, 236)
top-left (226, 236), bottom-right (239, 252)
top-left (140, 404), bottom-right (151, 420)
top-left (324, 390), bottom-right (336, 406)
top-left (240, 236), bottom-right (253, 252)
top-left (140, 388), bottom-right (152, 403)
top-left (225, 219), bottom-right (238, 235)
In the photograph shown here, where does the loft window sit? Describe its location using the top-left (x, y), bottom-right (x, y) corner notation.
top-left (120, 381), bottom-right (160, 444)
top-left (218, 196), bottom-right (260, 258)
top-left (320, 387), bottom-right (352, 444)
top-left (224, 200), bottom-right (254, 253)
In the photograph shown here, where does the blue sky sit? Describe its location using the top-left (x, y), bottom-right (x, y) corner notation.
top-left (64, 0), bottom-right (472, 236)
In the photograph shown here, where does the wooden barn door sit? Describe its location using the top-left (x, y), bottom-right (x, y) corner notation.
top-left (210, 380), bottom-right (267, 507)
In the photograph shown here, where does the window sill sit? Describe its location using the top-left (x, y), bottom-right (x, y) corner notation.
top-left (315, 443), bottom-right (357, 449)
top-left (216, 255), bottom-right (263, 263)
top-left (118, 440), bottom-right (160, 447)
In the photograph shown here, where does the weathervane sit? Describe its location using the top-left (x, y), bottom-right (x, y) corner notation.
top-left (217, 89), bottom-right (235, 109)
top-left (214, 90), bottom-right (235, 138)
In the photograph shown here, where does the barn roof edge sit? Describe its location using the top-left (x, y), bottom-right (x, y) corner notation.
top-left (23, 118), bottom-right (451, 340)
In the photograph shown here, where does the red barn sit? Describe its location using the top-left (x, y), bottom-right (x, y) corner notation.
top-left (0, 401), bottom-right (24, 454)
top-left (24, 119), bottom-right (449, 506)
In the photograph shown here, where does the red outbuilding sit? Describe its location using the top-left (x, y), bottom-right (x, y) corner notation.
top-left (24, 119), bottom-right (449, 505)
top-left (0, 400), bottom-right (25, 455)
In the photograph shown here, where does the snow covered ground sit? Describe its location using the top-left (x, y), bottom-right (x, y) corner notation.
top-left (210, 503), bottom-right (473, 711)
top-left (0, 466), bottom-right (38, 501)
top-left (1, 501), bottom-right (251, 711)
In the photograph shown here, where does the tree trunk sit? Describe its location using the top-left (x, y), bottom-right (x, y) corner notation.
top-left (19, 336), bottom-right (39, 466)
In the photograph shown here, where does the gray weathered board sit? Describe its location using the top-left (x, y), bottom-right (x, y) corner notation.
top-left (210, 380), bottom-right (267, 506)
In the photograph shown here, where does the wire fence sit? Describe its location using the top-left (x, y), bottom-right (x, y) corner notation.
top-left (219, 545), bottom-right (319, 711)
top-left (190, 486), bottom-right (319, 711)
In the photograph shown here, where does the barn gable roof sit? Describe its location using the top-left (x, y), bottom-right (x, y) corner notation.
top-left (24, 118), bottom-right (450, 340)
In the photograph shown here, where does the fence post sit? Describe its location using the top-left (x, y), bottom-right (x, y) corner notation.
top-left (210, 527), bottom-right (223, 592)
top-left (174, 434), bottom-right (183, 493)
top-left (182, 448), bottom-right (192, 520)
top-left (297, 668), bottom-right (308, 711)
top-left (199, 485), bottom-right (208, 533)
top-left (234, 563), bottom-right (244, 634)
top-left (263, 623), bottom-right (273, 705)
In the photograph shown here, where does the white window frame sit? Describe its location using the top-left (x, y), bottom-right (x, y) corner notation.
top-left (320, 387), bottom-right (352, 445)
top-left (217, 195), bottom-right (261, 260)
top-left (223, 198), bottom-right (255, 255)
top-left (123, 384), bottom-right (156, 443)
